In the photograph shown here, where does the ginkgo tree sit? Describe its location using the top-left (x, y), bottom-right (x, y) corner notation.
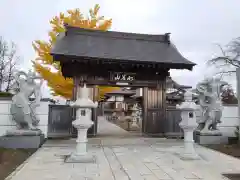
top-left (32, 4), bottom-right (119, 100)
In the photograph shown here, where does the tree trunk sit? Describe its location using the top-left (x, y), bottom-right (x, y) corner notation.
top-left (236, 68), bottom-right (240, 143)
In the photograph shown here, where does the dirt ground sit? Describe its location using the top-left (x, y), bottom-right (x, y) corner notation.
top-left (204, 143), bottom-right (240, 159)
top-left (206, 144), bottom-right (240, 180)
top-left (0, 148), bottom-right (36, 180)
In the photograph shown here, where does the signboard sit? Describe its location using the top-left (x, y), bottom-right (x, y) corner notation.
top-left (110, 72), bottom-right (136, 82)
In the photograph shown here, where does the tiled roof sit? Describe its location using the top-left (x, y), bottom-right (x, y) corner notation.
top-left (51, 25), bottom-right (196, 70)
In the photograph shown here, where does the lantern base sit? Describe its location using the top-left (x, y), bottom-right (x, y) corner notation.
top-left (178, 152), bottom-right (201, 160)
top-left (65, 153), bottom-right (96, 163)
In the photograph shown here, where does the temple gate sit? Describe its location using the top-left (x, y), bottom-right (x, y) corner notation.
top-left (50, 25), bottom-right (196, 137)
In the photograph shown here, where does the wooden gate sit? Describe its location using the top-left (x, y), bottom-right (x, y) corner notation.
top-left (165, 107), bottom-right (183, 138)
top-left (142, 85), bottom-right (166, 136)
top-left (142, 84), bottom-right (183, 137)
top-left (48, 105), bottom-right (73, 138)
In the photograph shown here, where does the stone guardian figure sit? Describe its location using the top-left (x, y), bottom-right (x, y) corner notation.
top-left (10, 70), bottom-right (43, 130)
top-left (194, 77), bottom-right (228, 135)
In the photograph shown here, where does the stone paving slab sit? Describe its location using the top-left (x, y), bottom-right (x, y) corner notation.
top-left (7, 138), bottom-right (240, 180)
top-left (5, 118), bottom-right (240, 180)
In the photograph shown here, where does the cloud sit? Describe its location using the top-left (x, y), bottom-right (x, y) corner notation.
top-left (1, 0), bottom-right (240, 97)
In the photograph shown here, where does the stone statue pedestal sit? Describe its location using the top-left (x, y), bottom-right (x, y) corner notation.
top-left (0, 129), bottom-right (44, 149)
top-left (194, 131), bottom-right (228, 145)
top-left (6, 129), bottom-right (42, 136)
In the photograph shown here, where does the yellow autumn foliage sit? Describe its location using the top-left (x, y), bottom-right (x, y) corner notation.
top-left (32, 4), bottom-right (119, 100)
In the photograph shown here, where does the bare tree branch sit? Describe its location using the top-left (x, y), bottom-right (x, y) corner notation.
top-left (0, 36), bottom-right (20, 92)
top-left (208, 41), bottom-right (240, 71)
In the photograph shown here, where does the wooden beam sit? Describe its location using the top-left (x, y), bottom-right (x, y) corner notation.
top-left (78, 79), bottom-right (160, 88)
top-left (61, 61), bottom-right (170, 79)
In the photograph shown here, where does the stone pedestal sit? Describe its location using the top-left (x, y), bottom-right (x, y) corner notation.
top-left (6, 129), bottom-right (42, 136)
top-left (180, 127), bottom-right (200, 160)
top-left (0, 130), bottom-right (44, 149)
top-left (131, 119), bottom-right (138, 128)
top-left (194, 134), bottom-right (228, 145)
top-left (177, 90), bottom-right (200, 160)
top-left (65, 117), bottom-right (96, 163)
top-left (65, 84), bottom-right (97, 163)
top-left (65, 152), bottom-right (96, 163)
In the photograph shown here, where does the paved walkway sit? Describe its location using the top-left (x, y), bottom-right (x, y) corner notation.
top-left (97, 116), bottom-right (131, 137)
top-left (6, 117), bottom-right (240, 180)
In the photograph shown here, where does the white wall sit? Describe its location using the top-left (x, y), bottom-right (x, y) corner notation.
top-left (0, 98), bottom-right (239, 138)
top-left (196, 105), bottom-right (239, 137)
top-left (0, 99), bottom-right (50, 138)
top-left (36, 101), bottom-right (50, 138)
top-left (0, 99), bottom-right (16, 137)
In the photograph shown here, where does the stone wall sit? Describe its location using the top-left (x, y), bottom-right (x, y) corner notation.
top-left (0, 97), bottom-right (50, 138)
top-left (196, 105), bottom-right (239, 137)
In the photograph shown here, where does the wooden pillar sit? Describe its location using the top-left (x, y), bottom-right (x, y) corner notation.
top-left (72, 77), bottom-right (78, 101)
top-left (142, 79), bottom-right (166, 136)
top-left (142, 87), bottom-right (148, 134)
top-left (162, 77), bottom-right (167, 134)
top-left (88, 86), bottom-right (98, 137)
top-left (71, 77), bottom-right (78, 138)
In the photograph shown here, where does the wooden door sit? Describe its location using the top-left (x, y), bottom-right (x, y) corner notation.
top-left (142, 80), bottom-right (166, 136)
top-left (48, 105), bottom-right (73, 138)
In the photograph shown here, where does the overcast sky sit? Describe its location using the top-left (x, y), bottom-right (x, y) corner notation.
top-left (1, 0), bottom-right (240, 97)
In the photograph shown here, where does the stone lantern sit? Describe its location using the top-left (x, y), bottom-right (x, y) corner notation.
top-left (131, 104), bottom-right (139, 128)
top-left (176, 90), bottom-right (200, 160)
top-left (65, 84), bottom-right (98, 163)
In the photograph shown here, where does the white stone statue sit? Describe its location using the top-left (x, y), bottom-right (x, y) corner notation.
top-left (10, 70), bottom-right (43, 130)
top-left (194, 77), bottom-right (228, 135)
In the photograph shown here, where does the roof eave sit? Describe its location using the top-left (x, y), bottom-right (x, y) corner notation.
top-left (50, 53), bottom-right (196, 71)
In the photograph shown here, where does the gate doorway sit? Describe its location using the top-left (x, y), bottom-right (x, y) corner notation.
top-left (101, 85), bottom-right (166, 136)
top-left (82, 80), bottom-right (168, 137)
top-left (49, 25), bottom-right (195, 138)
top-left (102, 88), bottom-right (142, 134)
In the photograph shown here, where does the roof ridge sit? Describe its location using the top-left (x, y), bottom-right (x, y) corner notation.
top-left (65, 24), bottom-right (170, 43)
